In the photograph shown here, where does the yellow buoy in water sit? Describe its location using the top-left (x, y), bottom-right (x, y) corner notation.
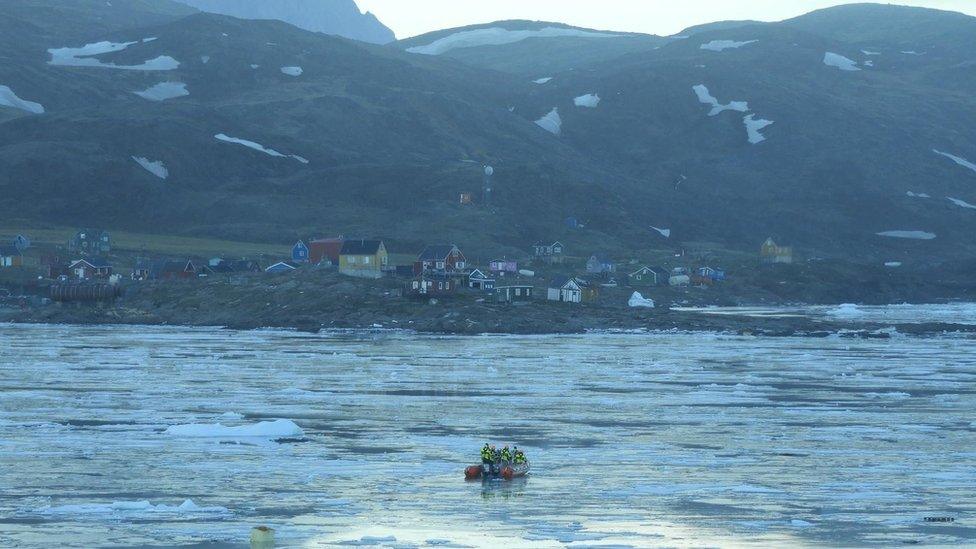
top-left (250, 526), bottom-right (275, 548)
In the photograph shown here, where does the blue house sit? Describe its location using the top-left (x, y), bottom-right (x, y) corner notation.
top-left (697, 266), bottom-right (726, 281)
top-left (292, 240), bottom-right (310, 263)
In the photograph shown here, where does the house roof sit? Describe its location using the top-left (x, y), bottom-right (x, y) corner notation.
top-left (151, 260), bottom-right (195, 274)
top-left (418, 244), bottom-right (461, 261)
top-left (469, 269), bottom-right (493, 280)
top-left (550, 276), bottom-right (587, 289)
top-left (70, 256), bottom-right (112, 268)
top-left (340, 240), bottom-right (383, 255)
top-left (629, 266), bottom-right (654, 276)
top-left (266, 261), bottom-right (297, 271)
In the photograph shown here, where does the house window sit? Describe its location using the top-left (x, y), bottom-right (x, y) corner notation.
top-left (436, 261), bottom-right (445, 270)
top-left (515, 288), bottom-right (522, 296)
top-left (348, 256), bottom-right (356, 264)
top-left (412, 281), bottom-right (419, 290)
top-left (457, 261), bottom-right (465, 269)
top-left (438, 282), bottom-right (443, 290)
top-left (364, 257), bottom-right (371, 265)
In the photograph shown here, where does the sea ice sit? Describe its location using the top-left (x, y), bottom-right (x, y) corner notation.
top-left (628, 292), bottom-right (655, 308)
top-left (533, 77), bottom-right (553, 84)
top-left (407, 27), bottom-right (620, 56)
top-left (131, 156), bottom-right (168, 179)
top-left (743, 114), bottom-right (774, 144)
top-left (692, 84), bottom-right (748, 116)
top-left (699, 39), bottom-right (758, 52)
top-left (0, 85), bottom-right (44, 114)
top-left (164, 419), bottom-right (304, 439)
top-left (574, 93), bottom-right (600, 108)
top-left (281, 66), bottom-right (303, 76)
top-left (947, 197), bottom-right (976, 209)
top-left (823, 52), bottom-right (860, 71)
top-left (133, 82), bottom-right (188, 101)
top-left (214, 133), bottom-right (309, 164)
top-left (876, 230), bottom-right (936, 240)
top-left (48, 38), bottom-right (179, 71)
top-left (37, 499), bottom-right (229, 516)
top-left (933, 149), bottom-right (976, 174)
top-left (534, 108), bottom-right (562, 135)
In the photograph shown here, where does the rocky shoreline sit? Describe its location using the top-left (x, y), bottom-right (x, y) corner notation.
top-left (3, 271), bottom-right (975, 338)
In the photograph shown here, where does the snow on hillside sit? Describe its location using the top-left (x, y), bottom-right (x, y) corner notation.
top-left (131, 157), bottom-right (168, 179)
top-left (574, 94), bottom-right (600, 108)
top-left (48, 38), bottom-right (179, 71)
top-left (947, 197), bottom-right (976, 209)
top-left (876, 230), bottom-right (936, 240)
top-left (862, 50), bottom-right (881, 56)
top-left (280, 66), bottom-right (303, 76)
top-left (214, 134), bottom-right (309, 164)
top-left (693, 85), bottom-right (748, 116)
top-left (933, 149), bottom-right (976, 174)
top-left (700, 39), bottom-right (758, 52)
top-left (743, 114), bottom-right (774, 144)
top-left (651, 227), bottom-right (671, 238)
top-left (906, 191), bottom-right (931, 198)
top-left (407, 27), bottom-right (620, 56)
top-left (0, 85), bottom-right (44, 114)
top-left (823, 52), bottom-right (860, 71)
top-left (133, 82), bottom-right (188, 101)
top-left (535, 108), bottom-right (562, 135)
top-left (533, 77), bottom-right (553, 85)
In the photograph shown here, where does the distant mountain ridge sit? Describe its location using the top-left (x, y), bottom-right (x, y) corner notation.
top-left (172, 0), bottom-right (395, 44)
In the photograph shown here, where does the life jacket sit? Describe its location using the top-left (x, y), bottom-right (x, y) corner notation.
top-left (480, 446), bottom-right (492, 460)
top-left (501, 449), bottom-right (512, 461)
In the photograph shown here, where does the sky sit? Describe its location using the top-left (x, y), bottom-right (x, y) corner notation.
top-left (354, 0), bottom-right (976, 38)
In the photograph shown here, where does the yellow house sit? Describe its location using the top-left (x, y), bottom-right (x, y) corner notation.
top-left (338, 240), bottom-right (388, 279)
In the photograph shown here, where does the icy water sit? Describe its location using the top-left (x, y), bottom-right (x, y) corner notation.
top-left (1, 324), bottom-right (974, 548)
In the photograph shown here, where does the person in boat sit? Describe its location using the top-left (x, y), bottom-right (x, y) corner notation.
top-left (480, 443), bottom-right (493, 467)
top-left (500, 445), bottom-right (512, 464)
top-left (488, 444), bottom-right (500, 474)
top-left (513, 449), bottom-right (527, 465)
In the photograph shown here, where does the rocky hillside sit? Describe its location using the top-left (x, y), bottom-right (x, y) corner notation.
top-left (172, 0), bottom-right (395, 44)
top-left (1, 1), bottom-right (975, 264)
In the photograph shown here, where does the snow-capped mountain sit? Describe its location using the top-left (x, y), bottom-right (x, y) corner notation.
top-left (172, 0), bottom-right (395, 44)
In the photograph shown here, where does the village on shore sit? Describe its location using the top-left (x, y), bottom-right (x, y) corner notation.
top-left (0, 228), bottom-right (799, 311)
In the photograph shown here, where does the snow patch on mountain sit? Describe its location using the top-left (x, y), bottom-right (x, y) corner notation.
top-left (906, 191), bottom-right (930, 198)
top-left (862, 50), bottom-right (881, 56)
top-left (535, 108), bottom-right (562, 135)
top-left (823, 52), bottom-right (860, 71)
top-left (744, 114), bottom-right (774, 144)
top-left (533, 77), bottom-right (553, 85)
top-left (651, 227), bottom-right (671, 238)
top-left (280, 66), bottom-right (303, 76)
top-left (48, 38), bottom-right (179, 71)
top-left (0, 85), bottom-right (44, 114)
top-left (214, 134), bottom-right (309, 164)
top-left (946, 197), bottom-right (976, 210)
top-left (131, 157), bottom-right (168, 179)
top-left (933, 149), bottom-right (976, 174)
top-left (574, 94), bottom-right (600, 108)
top-left (692, 85), bottom-right (748, 116)
top-left (133, 82), bottom-right (188, 101)
top-left (407, 27), bottom-right (620, 56)
top-left (700, 39), bottom-right (758, 52)
top-left (876, 231), bottom-right (936, 240)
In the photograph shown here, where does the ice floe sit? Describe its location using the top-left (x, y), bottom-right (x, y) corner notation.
top-left (628, 292), bottom-right (655, 308)
top-left (651, 226), bottom-right (671, 238)
top-left (164, 419), bottom-right (303, 439)
top-left (133, 81), bottom-right (188, 101)
top-left (700, 39), bottom-right (758, 52)
top-left (692, 84), bottom-right (748, 116)
top-left (37, 499), bottom-right (229, 516)
top-left (933, 149), bottom-right (976, 174)
top-left (876, 230), bottom-right (936, 240)
top-left (574, 93), bottom-right (600, 108)
top-left (823, 52), bottom-right (860, 71)
top-left (533, 77), bottom-right (553, 84)
top-left (406, 27), bottom-right (620, 56)
top-left (906, 191), bottom-right (930, 198)
top-left (947, 197), bottom-right (976, 209)
top-left (743, 114), bottom-right (773, 144)
top-left (214, 133), bottom-right (309, 164)
top-left (131, 156), bottom-right (168, 179)
top-left (0, 85), bottom-right (44, 114)
top-left (534, 108), bottom-right (561, 135)
top-left (280, 66), bottom-right (303, 76)
top-left (48, 38), bottom-right (179, 71)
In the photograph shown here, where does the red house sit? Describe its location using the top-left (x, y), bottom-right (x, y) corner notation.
top-left (69, 257), bottom-right (113, 280)
top-left (151, 260), bottom-right (197, 280)
top-left (309, 237), bottom-right (344, 265)
top-left (414, 244), bottom-right (466, 275)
